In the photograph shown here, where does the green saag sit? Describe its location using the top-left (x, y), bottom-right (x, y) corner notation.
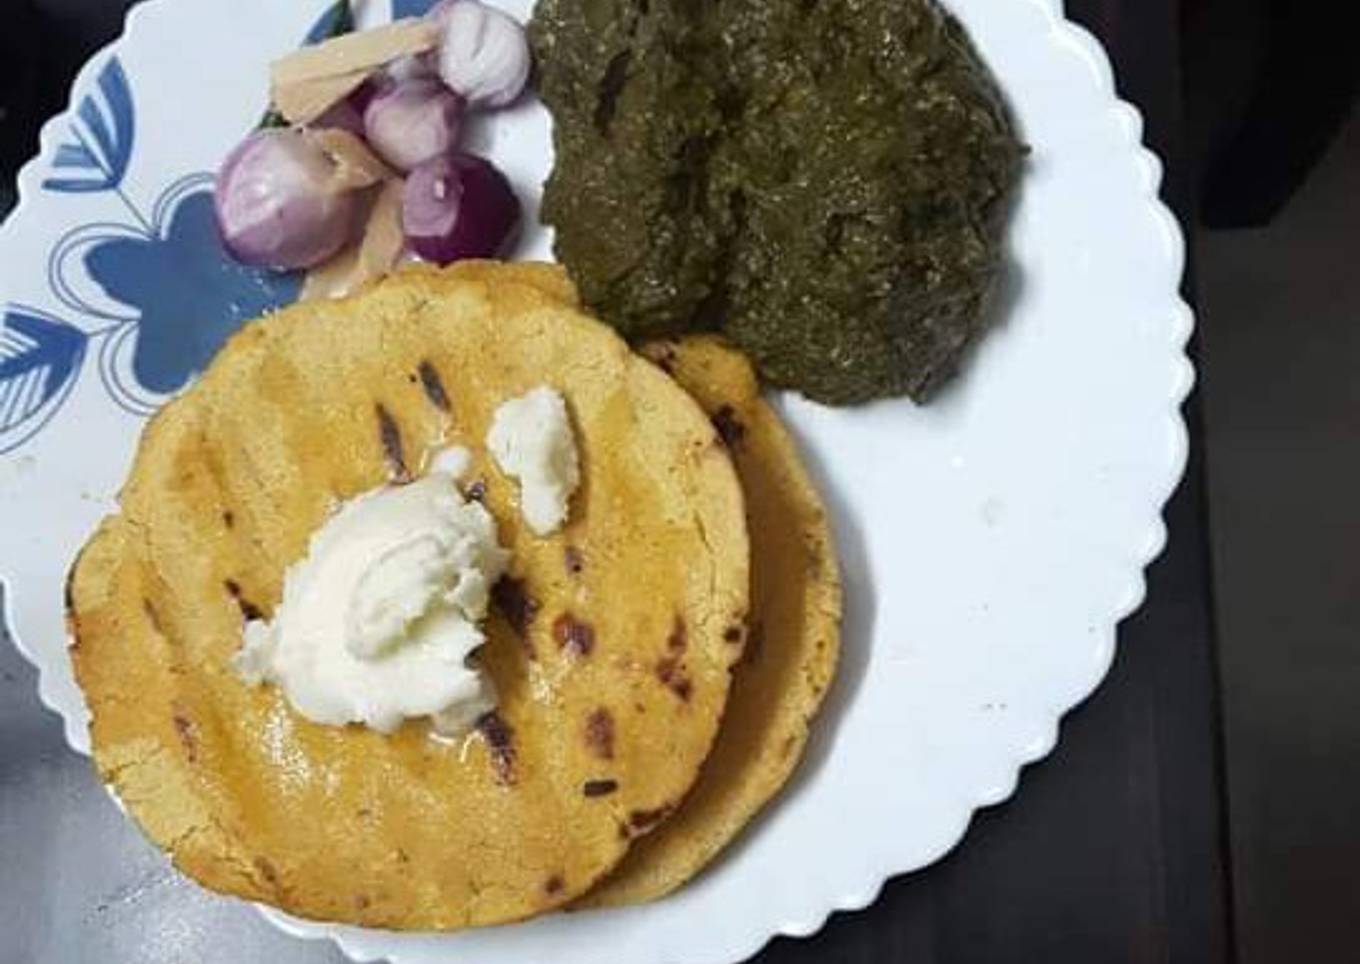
top-left (531, 0), bottom-right (1023, 405)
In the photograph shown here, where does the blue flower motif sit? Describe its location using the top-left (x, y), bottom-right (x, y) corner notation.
top-left (0, 308), bottom-right (89, 454)
top-left (16, 5), bottom-right (445, 452)
top-left (43, 59), bottom-right (135, 195)
top-left (82, 178), bottom-right (300, 396)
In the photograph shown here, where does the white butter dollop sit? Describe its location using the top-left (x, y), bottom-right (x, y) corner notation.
top-left (234, 463), bottom-right (507, 736)
top-left (487, 386), bottom-right (580, 536)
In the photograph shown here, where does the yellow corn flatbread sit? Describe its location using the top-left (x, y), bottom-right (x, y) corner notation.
top-left (69, 263), bottom-right (750, 930)
top-left (580, 335), bottom-right (843, 905)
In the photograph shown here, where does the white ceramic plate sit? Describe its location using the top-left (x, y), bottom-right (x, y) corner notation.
top-left (0, 0), bottom-right (1192, 961)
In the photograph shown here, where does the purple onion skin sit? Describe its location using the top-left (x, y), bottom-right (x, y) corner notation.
top-left (433, 1), bottom-right (531, 110)
top-left (313, 101), bottom-right (363, 136)
top-left (347, 77), bottom-right (385, 116)
top-left (403, 153), bottom-right (521, 265)
top-left (387, 52), bottom-right (439, 84)
top-left (214, 129), bottom-right (358, 271)
top-left (312, 81), bottom-right (377, 135)
top-left (363, 79), bottom-right (465, 173)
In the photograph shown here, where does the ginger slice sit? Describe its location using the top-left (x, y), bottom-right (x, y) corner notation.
top-left (270, 19), bottom-right (441, 124)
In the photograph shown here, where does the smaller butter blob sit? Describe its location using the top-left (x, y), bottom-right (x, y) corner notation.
top-left (234, 460), bottom-right (507, 736)
top-left (487, 386), bottom-right (580, 535)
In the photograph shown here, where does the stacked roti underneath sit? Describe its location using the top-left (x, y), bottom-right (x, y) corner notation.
top-left (68, 262), bottom-right (841, 929)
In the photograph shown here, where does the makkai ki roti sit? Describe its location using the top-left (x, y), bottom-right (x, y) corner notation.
top-left (457, 276), bottom-right (844, 907)
top-left (580, 336), bottom-right (843, 905)
top-left (481, 253), bottom-right (843, 906)
top-left (68, 262), bottom-right (750, 930)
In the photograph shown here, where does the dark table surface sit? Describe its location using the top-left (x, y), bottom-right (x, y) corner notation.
top-left (1, 1), bottom-right (1233, 962)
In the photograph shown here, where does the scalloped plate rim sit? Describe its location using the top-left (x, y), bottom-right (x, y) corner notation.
top-left (0, 0), bottom-right (1196, 960)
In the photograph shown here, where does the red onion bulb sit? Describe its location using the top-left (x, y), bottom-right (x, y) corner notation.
top-left (387, 52), bottom-right (439, 84)
top-left (402, 153), bottom-right (521, 265)
top-left (433, 1), bottom-right (531, 109)
top-left (214, 129), bottom-right (359, 271)
top-left (363, 79), bottom-right (465, 173)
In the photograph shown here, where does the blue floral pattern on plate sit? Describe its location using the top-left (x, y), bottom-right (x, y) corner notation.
top-left (0, 0), bottom-right (431, 452)
top-left (0, 307), bottom-right (89, 454)
top-left (84, 174), bottom-right (302, 405)
top-left (0, 53), bottom-right (299, 442)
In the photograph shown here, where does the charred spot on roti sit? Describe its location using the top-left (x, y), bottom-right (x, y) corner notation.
top-left (657, 618), bottom-right (694, 698)
top-left (416, 360), bottom-right (452, 412)
top-left (172, 710), bottom-right (197, 762)
top-left (585, 707), bottom-right (615, 760)
top-left (143, 599), bottom-right (165, 635)
top-left (375, 404), bottom-right (411, 483)
top-left (627, 804), bottom-right (673, 835)
top-left (553, 612), bottom-right (595, 657)
top-left (476, 711), bottom-right (517, 785)
top-left (583, 779), bottom-right (619, 798)
top-left (666, 616), bottom-right (687, 654)
top-left (492, 576), bottom-right (539, 653)
top-left (224, 579), bottom-right (264, 622)
top-left (656, 657), bottom-right (693, 701)
top-left (254, 857), bottom-right (280, 889)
